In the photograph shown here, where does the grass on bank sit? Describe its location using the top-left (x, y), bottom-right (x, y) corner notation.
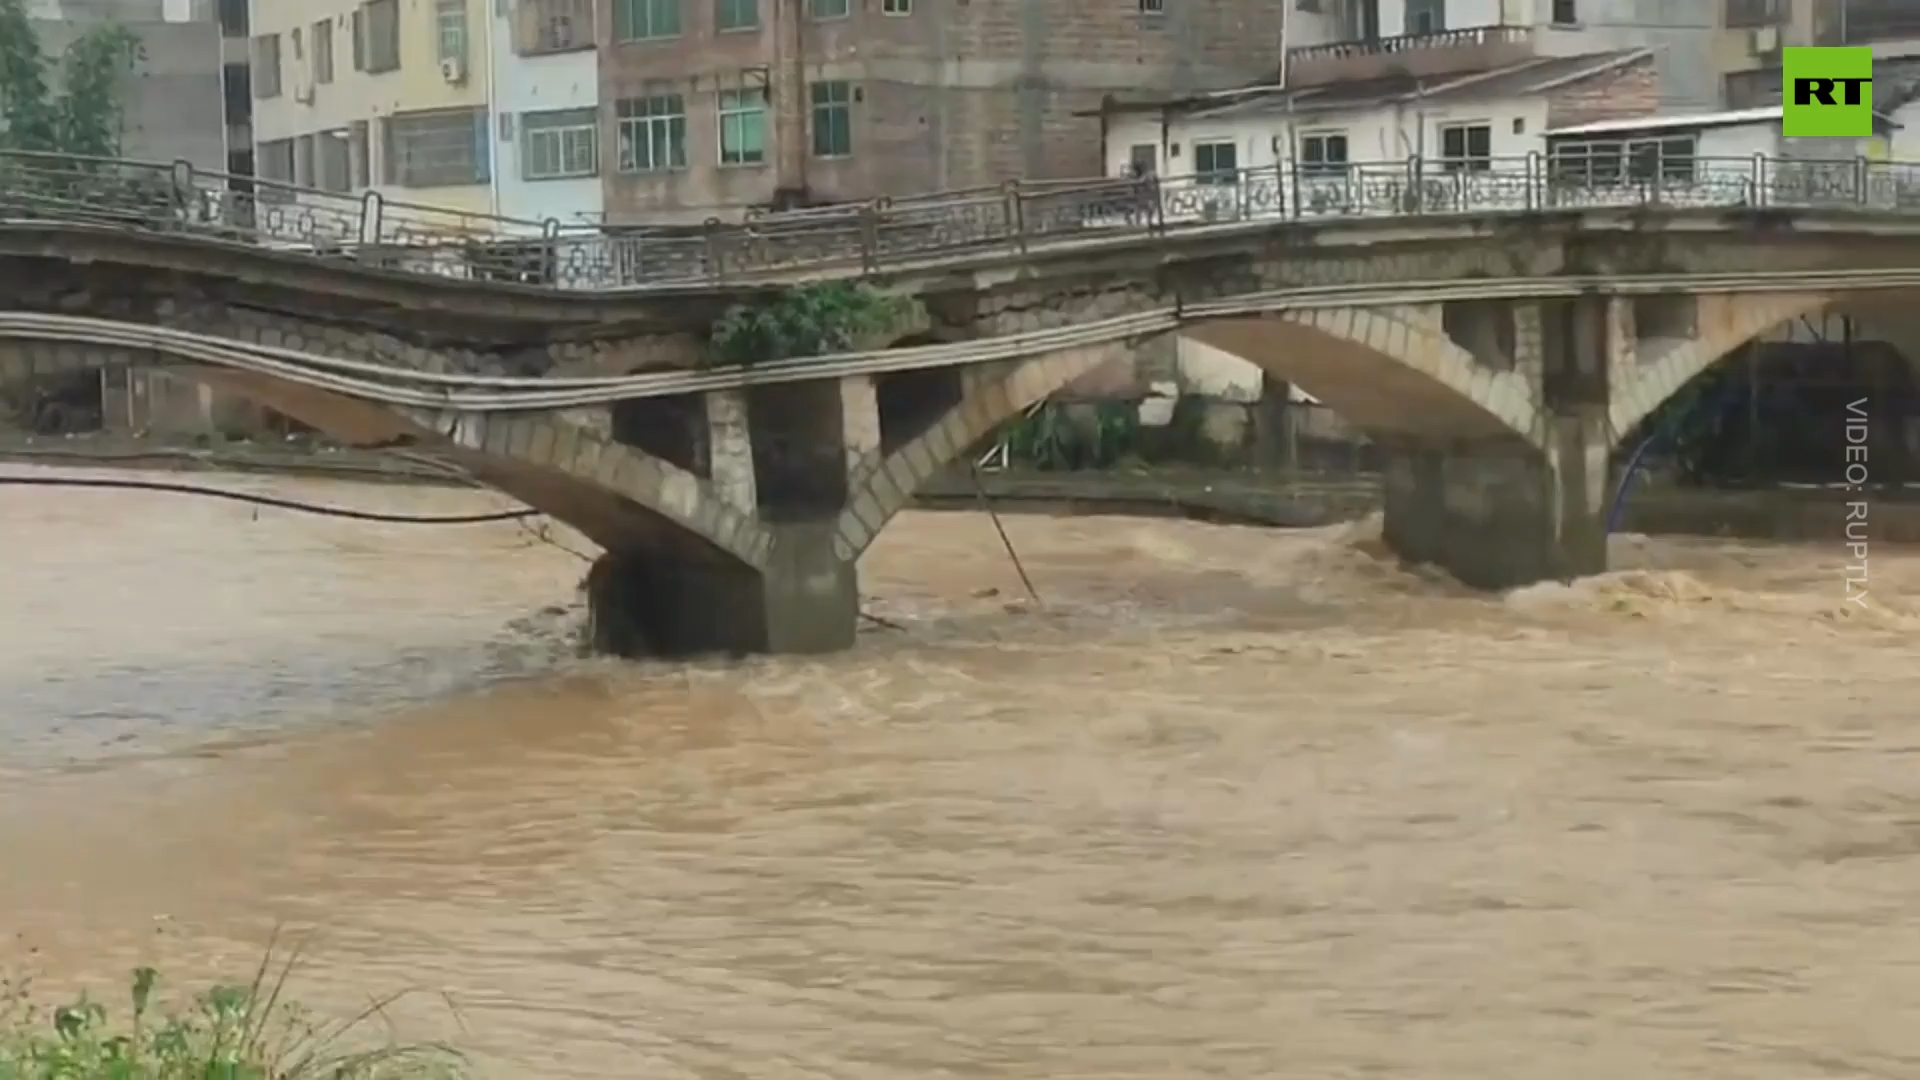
top-left (0, 944), bottom-right (468, 1080)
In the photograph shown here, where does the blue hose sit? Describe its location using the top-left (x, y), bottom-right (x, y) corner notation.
top-left (1606, 383), bottom-right (1746, 534)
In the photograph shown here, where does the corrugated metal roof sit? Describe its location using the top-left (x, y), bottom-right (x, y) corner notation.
top-left (1545, 105), bottom-right (1901, 138)
top-left (1183, 48), bottom-right (1653, 121)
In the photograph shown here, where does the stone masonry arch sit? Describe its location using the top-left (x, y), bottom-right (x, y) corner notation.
top-left (832, 304), bottom-right (1540, 561)
top-left (0, 336), bottom-right (766, 569)
top-left (1610, 292), bottom-right (1834, 444)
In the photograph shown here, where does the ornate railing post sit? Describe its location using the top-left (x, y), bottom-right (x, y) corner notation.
top-left (358, 189), bottom-right (384, 246)
top-left (999, 180), bottom-right (1026, 254)
top-left (1856, 155), bottom-right (1870, 207)
top-left (703, 217), bottom-right (728, 282)
top-left (859, 199), bottom-right (881, 275)
top-left (1406, 155), bottom-right (1425, 214)
top-left (1286, 159), bottom-right (1301, 220)
top-left (1750, 153), bottom-right (1767, 208)
top-left (167, 159), bottom-right (196, 228)
top-left (1148, 172), bottom-right (1166, 233)
top-left (1524, 151), bottom-right (1541, 212)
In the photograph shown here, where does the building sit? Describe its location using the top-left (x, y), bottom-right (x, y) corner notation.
top-left (1720, 0), bottom-right (1920, 108)
top-left (28, 0), bottom-right (229, 170)
top-left (1277, 0), bottom-right (1719, 113)
top-left (491, 0), bottom-right (602, 224)
top-left (246, 0), bottom-right (496, 218)
top-left (1099, 48), bottom-right (1658, 211)
top-left (587, 0), bottom-right (1290, 223)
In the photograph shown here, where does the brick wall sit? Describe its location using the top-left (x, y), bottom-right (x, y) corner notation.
top-left (1544, 57), bottom-right (1662, 130)
top-left (599, 0), bottom-right (1284, 224)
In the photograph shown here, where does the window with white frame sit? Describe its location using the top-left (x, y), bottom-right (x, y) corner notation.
top-left (1550, 134), bottom-right (1697, 186)
top-left (1193, 139), bottom-right (1237, 183)
top-left (716, 0), bottom-right (757, 31)
top-left (436, 0), bottom-right (468, 65)
top-left (1405, 0), bottom-right (1444, 34)
top-left (1298, 131), bottom-right (1348, 176)
top-left (612, 0), bottom-right (680, 41)
top-left (383, 106), bottom-right (489, 187)
top-left (810, 80), bottom-right (852, 157)
top-left (1438, 122), bottom-right (1490, 172)
top-left (718, 83), bottom-right (766, 165)
top-left (881, 0), bottom-right (909, 12)
top-left (522, 107), bottom-right (599, 180)
top-left (617, 91), bottom-right (687, 171)
top-left (809, 0), bottom-right (847, 18)
top-left (1139, 0), bottom-right (1163, 13)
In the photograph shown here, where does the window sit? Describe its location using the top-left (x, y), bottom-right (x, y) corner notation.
top-left (351, 9), bottom-right (364, 69)
top-left (251, 34), bottom-right (281, 98)
top-left (616, 92), bottom-right (687, 171)
top-left (294, 135), bottom-right (316, 186)
top-left (362, 0), bottom-right (400, 72)
top-left (349, 120), bottom-right (371, 187)
top-left (1405, 0), bottom-right (1444, 34)
top-left (1550, 0), bottom-right (1576, 24)
top-left (1139, 0), bottom-right (1163, 12)
top-left (312, 20), bottom-right (334, 83)
top-left (882, 0), bottom-right (909, 12)
top-left (1438, 122), bottom-right (1490, 172)
top-left (809, 0), bottom-right (847, 17)
top-left (515, 0), bottom-right (594, 52)
top-left (1724, 67), bottom-right (1781, 108)
top-left (1299, 131), bottom-right (1347, 176)
top-left (1725, 0), bottom-right (1785, 25)
top-left (1127, 142), bottom-right (1156, 176)
top-left (717, 0), bottom-right (757, 29)
top-left (1551, 135), bottom-right (1697, 185)
top-left (522, 107), bottom-right (599, 179)
top-left (810, 80), bottom-right (852, 157)
top-left (217, 0), bottom-right (247, 37)
top-left (614, 0), bottom-right (680, 39)
top-left (1193, 139), bottom-right (1236, 183)
top-left (257, 138), bottom-right (295, 183)
top-left (436, 0), bottom-right (468, 65)
top-left (317, 129), bottom-right (352, 191)
top-left (718, 85), bottom-right (767, 164)
top-left (382, 107), bottom-right (490, 187)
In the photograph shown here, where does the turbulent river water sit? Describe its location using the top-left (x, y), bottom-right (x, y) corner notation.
top-left (7, 463), bottom-right (1920, 1078)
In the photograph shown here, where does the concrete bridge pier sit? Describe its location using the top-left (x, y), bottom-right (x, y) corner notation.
top-left (1381, 294), bottom-right (1612, 590)
top-left (586, 377), bottom-right (873, 659)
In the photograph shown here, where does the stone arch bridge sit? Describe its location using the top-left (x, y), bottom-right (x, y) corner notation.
top-left (0, 273), bottom-right (1880, 657)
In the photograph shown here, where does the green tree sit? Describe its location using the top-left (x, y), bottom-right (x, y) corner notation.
top-left (0, 0), bottom-right (145, 157)
top-left (709, 282), bottom-right (915, 367)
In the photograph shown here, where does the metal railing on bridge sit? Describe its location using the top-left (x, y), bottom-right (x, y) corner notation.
top-left (3, 150), bottom-right (1918, 292)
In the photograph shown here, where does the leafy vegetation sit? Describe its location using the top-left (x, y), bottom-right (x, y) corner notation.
top-left (0, 950), bottom-right (467, 1080)
top-left (708, 282), bottom-right (915, 367)
top-left (0, 0), bottom-right (146, 158)
top-left (1001, 398), bottom-right (1220, 471)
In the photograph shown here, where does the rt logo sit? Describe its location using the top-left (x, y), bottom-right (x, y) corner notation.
top-left (1783, 47), bottom-right (1874, 136)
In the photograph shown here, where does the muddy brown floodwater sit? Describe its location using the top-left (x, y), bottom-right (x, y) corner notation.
top-left (6, 463), bottom-right (1920, 1078)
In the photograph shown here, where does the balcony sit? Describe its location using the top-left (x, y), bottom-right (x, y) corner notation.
top-left (1285, 25), bottom-right (1536, 88)
top-left (1840, 0), bottom-right (1920, 46)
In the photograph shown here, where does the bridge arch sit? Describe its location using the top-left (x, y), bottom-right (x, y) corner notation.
top-left (0, 334), bottom-right (767, 570)
top-left (1610, 291), bottom-right (1835, 444)
top-left (832, 304), bottom-right (1539, 560)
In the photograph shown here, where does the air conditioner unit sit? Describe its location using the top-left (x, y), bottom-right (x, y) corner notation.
top-left (439, 56), bottom-right (467, 84)
top-left (1749, 26), bottom-right (1779, 57)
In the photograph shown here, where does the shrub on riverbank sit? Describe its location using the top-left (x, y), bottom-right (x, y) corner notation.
top-left (0, 958), bottom-right (467, 1079)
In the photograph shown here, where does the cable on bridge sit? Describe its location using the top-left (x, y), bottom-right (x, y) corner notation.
top-left (0, 472), bottom-right (540, 524)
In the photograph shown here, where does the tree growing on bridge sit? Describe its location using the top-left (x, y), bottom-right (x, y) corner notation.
top-left (708, 282), bottom-right (916, 366)
top-left (0, 0), bottom-right (145, 158)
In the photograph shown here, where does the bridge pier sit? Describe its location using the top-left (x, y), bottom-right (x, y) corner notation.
top-left (586, 376), bottom-right (876, 659)
top-left (1381, 294), bottom-right (1611, 590)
